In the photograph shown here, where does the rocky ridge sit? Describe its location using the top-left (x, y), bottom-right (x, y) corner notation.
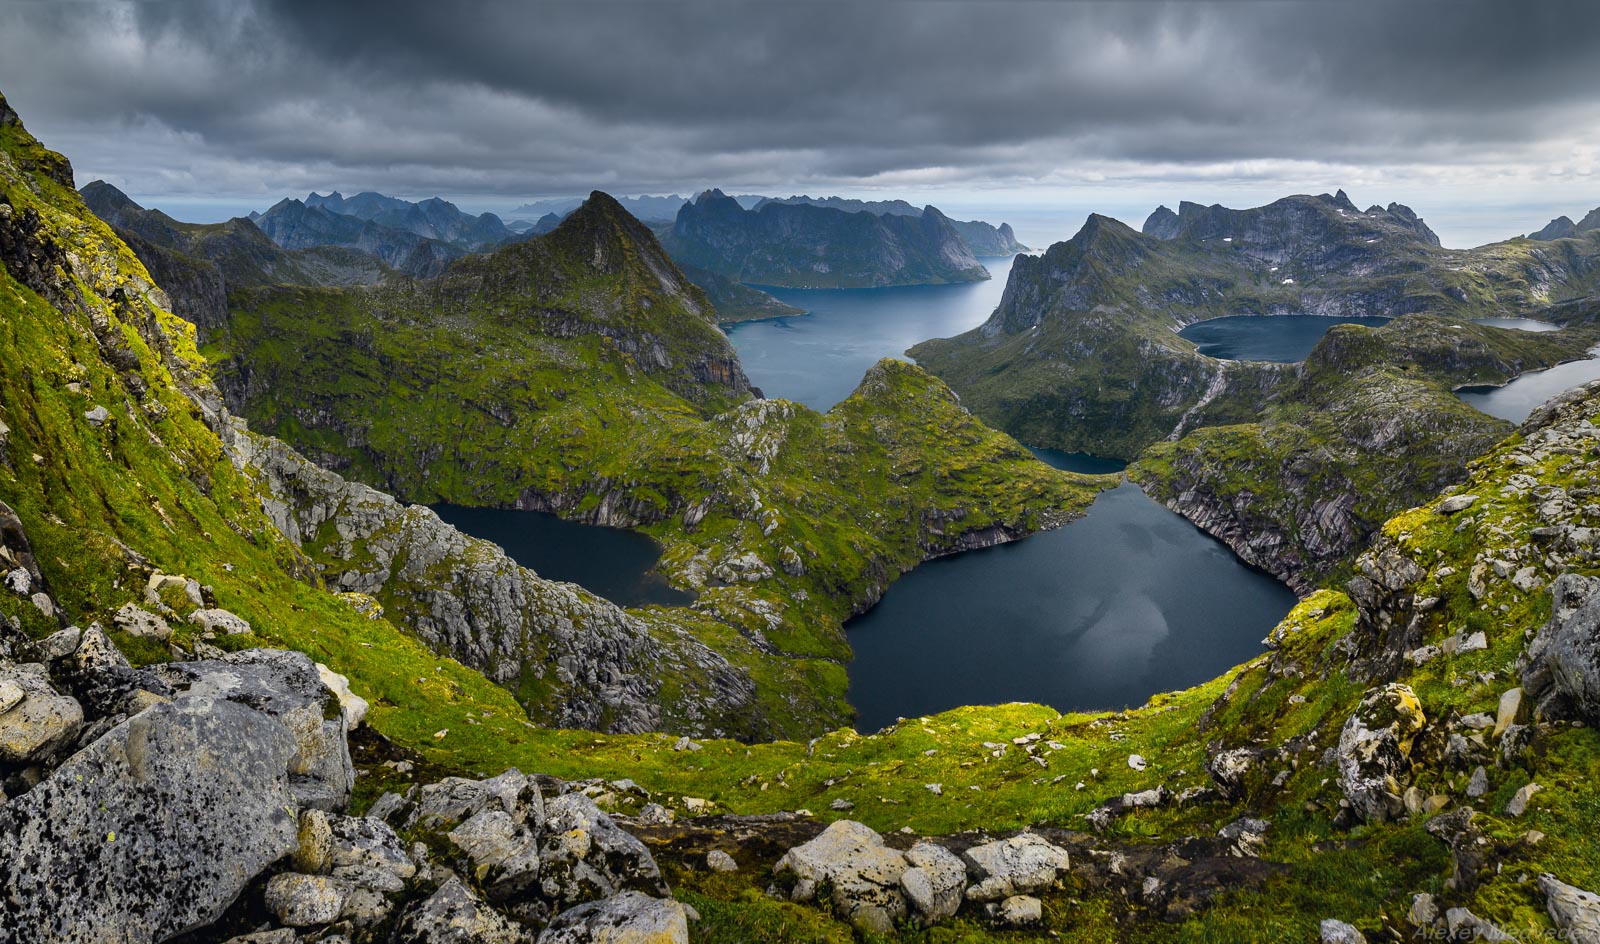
top-left (663, 188), bottom-right (990, 289)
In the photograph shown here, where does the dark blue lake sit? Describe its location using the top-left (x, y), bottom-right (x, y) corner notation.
top-left (1457, 349), bottom-right (1600, 423)
top-left (430, 504), bottom-right (694, 608)
top-left (725, 255), bottom-right (1018, 411)
top-left (845, 480), bottom-right (1296, 731)
top-left (1178, 314), bottom-right (1391, 362)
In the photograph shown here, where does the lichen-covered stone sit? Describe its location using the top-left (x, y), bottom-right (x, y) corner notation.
top-left (1337, 683), bottom-right (1426, 822)
top-left (773, 819), bottom-right (909, 933)
top-left (537, 891), bottom-right (690, 944)
top-left (537, 792), bottom-right (669, 906)
top-left (961, 833), bottom-right (1072, 902)
top-left (0, 696), bottom-right (299, 942)
top-left (390, 876), bottom-right (534, 944)
top-left (0, 662), bottom-right (82, 763)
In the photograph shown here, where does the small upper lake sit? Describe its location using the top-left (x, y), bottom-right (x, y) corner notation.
top-left (725, 255), bottom-right (1018, 411)
top-left (430, 504), bottom-right (694, 608)
top-left (1178, 314), bottom-right (1390, 362)
top-left (1457, 350), bottom-right (1600, 423)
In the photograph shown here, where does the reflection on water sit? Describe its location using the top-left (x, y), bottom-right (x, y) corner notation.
top-left (726, 256), bottom-right (1018, 411)
top-left (1457, 350), bottom-right (1600, 423)
top-left (431, 504), bottom-right (694, 608)
top-left (845, 483), bottom-right (1296, 731)
top-left (1178, 315), bottom-right (1391, 362)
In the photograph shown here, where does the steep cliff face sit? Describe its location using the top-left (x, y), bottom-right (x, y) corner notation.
top-left (1132, 316), bottom-right (1600, 592)
top-left (663, 189), bottom-right (990, 288)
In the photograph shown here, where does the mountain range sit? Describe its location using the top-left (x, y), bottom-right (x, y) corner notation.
top-left (661, 188), bottom-right (992, 289)
top-left (1529, 205), bottom-right (1600, 241)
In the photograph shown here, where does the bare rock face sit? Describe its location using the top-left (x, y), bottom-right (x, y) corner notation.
top-left (1336, 683), bottom-right (1426, 823)
top-left (1524, 574), bottom-right (1600, 726)
top-left (772, 819), bottom-right (910, 933)
top-left (0, 696), bottom-right (300, 943)
top-left (152, 648), bottom-right (355, 811)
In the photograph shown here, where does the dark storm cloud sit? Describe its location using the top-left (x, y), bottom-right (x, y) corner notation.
top-left (1, 0), bottom-right (1598, 203)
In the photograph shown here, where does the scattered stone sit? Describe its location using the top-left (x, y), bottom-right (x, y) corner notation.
top-left (1506, 782), bottom-right (1542, 817)
top-left (448, 808), bottom-right (543, 901)
top-left (112, 603), bottom-right (172, 641)
top-left (1218, 817), bottom-right (1270, 858)
top-left (1466, 766), bottom-right (1489, 798)
top-left (1445, 907), bottom-right (1515, 941)
top-left (962, 832), bottom-right (1072, 901)
top-left (773, 820), bottom-right (908, 933)
top-left (1337, 683), bottom-right (1426, 822)
top-left (924, 782), bottom-right (942, 796)
top-left (1409, 893), bottom-right (1439, 928)
top-left (830, 798), bottom-right (854, 811)
top-left (538, 891), bottom-right (689, 944)
top-left (706, 849), bottom-right (738, 872)
top-left (189, 608), bottom-right (253, 635)
top-left (993, 894), bottom-right (1043, 928)
top-left (1320, 918), bottom-right (1367, 943)
top-left (265, 872), bottom-right (351, 927)
top-left (152, 649), bottom-right (353, 811)
top-left (537, 792), bottom-right (669, 906)
top-left (1438, 495), bottom-right (1478, 514)
top-left (1538, 874), bottom-right (1600, 944)
top-left (84, 405), bottom-right (110, 427)
top-left (1524, 574), bottom-right (1600, 726)
top-left (293, 808), bottom-right (335, 874)
top-left (1127, 753), bottom-right (1147, 771)
top-left (1493, 687), bottom-right (1526, 738)
top-left (0, 694), bottom-right (300, 942)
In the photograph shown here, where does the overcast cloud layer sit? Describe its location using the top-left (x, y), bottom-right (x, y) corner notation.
top-left (1, 0), bottom-right (1597, 247)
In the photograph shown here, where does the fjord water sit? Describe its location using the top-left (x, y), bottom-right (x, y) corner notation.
top-left (1457, 349), bottom-right (1600, 423)
top-left (725, 255), bottom-right (1018, 411)
top-left (720, 261), bottom-right (1296, 728)
top-left (1178, 314), bottom-right (1390, 362)
top-left (430, 504), bottom-right (694, 607)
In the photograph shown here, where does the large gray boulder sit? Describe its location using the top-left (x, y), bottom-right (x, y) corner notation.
top-left (1540, 874), bottom-right (1600, 944)
top-left (536, 792), bottom-right (669, 906)
top-left (772, 819), bottom-right (909, 933)
top-left (0, 661), bottom-right (82, 764)
top-left (152, 648), bottom-right (354, 810)
top-left (414, 768), bottom-right (544, 832)
top-left (1524, 574), bottom-right (1600, 726)
top-left (536, 891), bottom-right (690, 944)
top-left (0, 696), bottom-right (300, 943)
top-left (900, 841), bottom-right (966, 924)
top-left (1336, 683), bottom-right (1426, 823)
top-left (447, 807), bottom-right (542, 901)
top-left (961, 832), bottom-right (1073, 902)
top-left (390, 876), bottom-right (534, 944)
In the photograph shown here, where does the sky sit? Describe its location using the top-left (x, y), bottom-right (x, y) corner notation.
top-left (1, 0), bottom-right (1597, 249)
